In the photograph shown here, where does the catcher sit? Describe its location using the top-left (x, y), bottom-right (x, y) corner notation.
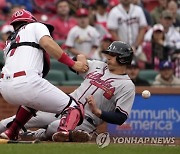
top-left (0, 9), bottom-right (88, 140)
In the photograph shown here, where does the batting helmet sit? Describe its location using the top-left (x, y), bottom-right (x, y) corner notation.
top-left (10, 9), bottom-right (37, 26)
top-left (102, 41), bottom-right (133, 65)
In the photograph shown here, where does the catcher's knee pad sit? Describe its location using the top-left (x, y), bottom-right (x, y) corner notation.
top-left (58, 104), bottom-right (84, 132)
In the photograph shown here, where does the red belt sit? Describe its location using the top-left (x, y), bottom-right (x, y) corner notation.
top-left (1, 71), bottom-right (26, 78)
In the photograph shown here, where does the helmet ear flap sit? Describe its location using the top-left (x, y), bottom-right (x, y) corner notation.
top-left (116, 56), bottom-right (127, 64)
top-left (116, 52), bottom-right (134, 64)
top-left (116, 55), bottom-right (121, 64)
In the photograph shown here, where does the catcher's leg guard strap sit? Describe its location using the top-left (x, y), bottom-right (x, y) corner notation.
top-left (2, 106), bottom-right (36, 140)
top-left (10, 106), bottom-right (36, 130)
top-left (26, 106), bottom-right (37, 117)
top-left (55, 95), bottom-right (73, 118)
top-left (17, 106), bottom-right (37, 132)
top-left (58, 104), bottom-right (84, 132)
top-left (6, 106), bottom-right (37, 132)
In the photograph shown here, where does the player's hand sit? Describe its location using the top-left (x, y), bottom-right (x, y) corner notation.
top-left (86, 95), bottom-right (102, 117)
top-left (132, 46), bottom-right (137, 53)
top-left (77, 54), bottom-right (88, 65)
top-left (71, 61), bottom-right (89, 73)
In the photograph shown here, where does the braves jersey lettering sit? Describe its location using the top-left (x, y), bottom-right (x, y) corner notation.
top-left (86, 71), bottom-right (115, 100)
top-left (118, 17), bottom-right (139, 25)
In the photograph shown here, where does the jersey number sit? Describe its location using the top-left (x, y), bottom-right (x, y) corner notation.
top-left (10, 35), bottom-right (20, 56)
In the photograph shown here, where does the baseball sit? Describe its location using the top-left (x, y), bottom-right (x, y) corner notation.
top-left (41, 15), bottom-right (48, 21)
top-left (142, 90), bottom-right (151, 99)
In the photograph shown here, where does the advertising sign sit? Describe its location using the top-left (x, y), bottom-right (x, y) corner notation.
top-left (108, 94), bottom-right (180, 137)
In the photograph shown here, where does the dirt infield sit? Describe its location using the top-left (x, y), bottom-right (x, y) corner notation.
top-left (174, 138), bottom-right (180, 145)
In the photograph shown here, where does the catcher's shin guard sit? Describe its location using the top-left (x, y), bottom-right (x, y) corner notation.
top-left (57, 103), bottom-right (84, 132)
top-left (0, 106), bottom-right (36, 140)
top-left (52, 104), bottom-right (85, 142)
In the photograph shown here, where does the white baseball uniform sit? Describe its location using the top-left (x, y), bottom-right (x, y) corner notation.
top-left (95, 12), bottom-right (109, 26)
top-left (65, 25), bottom-right (100, 56)
top-left (107, 4), bottom-right (147, 45)
top-left (0, 60), bottom-right (135, 138)
top-left (144, 26), bottom-right (180, 49)
top-left (0, 22), bottom-right (76, 113)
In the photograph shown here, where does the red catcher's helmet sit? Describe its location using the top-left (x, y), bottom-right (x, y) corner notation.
top-left (10, 9), bottom-right (37, 26)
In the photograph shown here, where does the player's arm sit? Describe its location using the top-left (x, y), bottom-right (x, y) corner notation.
top-left (40, 36), bottom-right (65, 59)
top-left (39, 36), bottom-right (88, 72)
top-left (133, 26), bottom-right (147, 49)
top-left (100, 110), bottom-right (127, 125)
top-left (109, 29), bottom-right (119, 41)
top-left (86, 96), bottom-right (127, 125)
top-left (133, 7), bottom-right (148, 49)
top-left (107, 9), bottom-right (119, 41)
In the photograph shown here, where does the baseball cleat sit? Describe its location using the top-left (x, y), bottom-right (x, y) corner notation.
top-left (0, 129), bottom-right (18, 140)
top-left (19, 129), bottom-right (46, 141)
top-left (0, 132), bottom-right (9, 139)
top-left (52, 130), bottom-right (90, 142)
top-left (69, 130), bottom-right (90, 142)
top-left (52, 131), bottom-right (69, 142)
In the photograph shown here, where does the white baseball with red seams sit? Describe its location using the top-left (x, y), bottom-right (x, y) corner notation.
top-left (142, 90), bottom-right (151, 99)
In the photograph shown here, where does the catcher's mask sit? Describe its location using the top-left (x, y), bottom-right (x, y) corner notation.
top-left (10, 9), bottom-right (37, 26)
